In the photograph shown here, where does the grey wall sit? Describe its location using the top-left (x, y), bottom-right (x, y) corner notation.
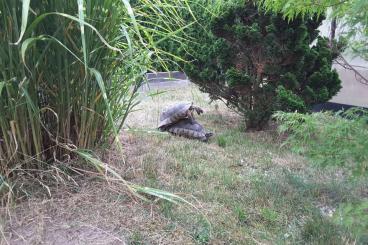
top-left (319, 20), bottom-right (368, 107)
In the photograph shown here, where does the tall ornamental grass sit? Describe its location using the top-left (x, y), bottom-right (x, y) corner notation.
top-left (0, 0), bottom-right (188, 181)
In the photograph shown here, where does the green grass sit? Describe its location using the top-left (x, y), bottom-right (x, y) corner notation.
top-left (2, 85), bottom-right (366, 244)
top-left (133, 129), bottom-right (361, 243)
top-left (124, 85), bottom-right (367, 244)
top-left (130, 230), bottom-right (145, 245)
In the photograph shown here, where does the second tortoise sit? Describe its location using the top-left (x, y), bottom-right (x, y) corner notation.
top-left (158, 102), bottom-right (213, 141)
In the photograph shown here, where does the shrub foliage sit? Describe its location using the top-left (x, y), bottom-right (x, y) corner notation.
top-left (178, 1), bottom-right (342, 129)
top-left (274, 109), bottom-right (368, 176)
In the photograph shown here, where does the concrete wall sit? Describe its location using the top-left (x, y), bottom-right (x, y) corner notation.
top-left (319, 21), bottom-right (368, 107)
top-left (331, 68), bottom-right (368, 107)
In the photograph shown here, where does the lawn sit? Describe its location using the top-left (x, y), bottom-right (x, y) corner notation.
top-left (1, 83), bottom-right (366, 244)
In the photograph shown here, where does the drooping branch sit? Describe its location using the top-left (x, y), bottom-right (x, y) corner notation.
top-left (328, 19), bottom-right (368, 86)
top-left (334, 55), bottom-right (368, 85)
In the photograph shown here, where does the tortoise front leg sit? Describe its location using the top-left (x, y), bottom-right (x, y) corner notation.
top-left (191, 106), bottom-right (204, 115)
top-left (186, 110), bottom-right (196, 124)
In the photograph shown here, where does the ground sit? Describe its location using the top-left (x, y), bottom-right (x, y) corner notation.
top-left (1, 83), bottom-right (366, 244)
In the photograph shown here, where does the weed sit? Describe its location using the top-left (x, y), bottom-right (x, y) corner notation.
top-left (142, 155), bottom-right (159, 180)
top-left (301, 216), bottom-right (350, 244)
top-left (160, 200), bottom-right (174, 219)
top-left (130, 231), bottom-right (145, 245)
top-left (217, 135), bottom-right (227, 147)
top-left (260, 208), bottom-right (279, 223)
top-left (193, 217), bottom-right (211, 244)
top-left (221, 172), bottom-right (238, 190)
top-left (233, 205), bottom-right (248, 224)
top-left (184, 164), bottom-right (203, 180)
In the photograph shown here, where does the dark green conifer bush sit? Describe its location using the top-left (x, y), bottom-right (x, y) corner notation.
top-left (179, 1), bottom-right (342, 129)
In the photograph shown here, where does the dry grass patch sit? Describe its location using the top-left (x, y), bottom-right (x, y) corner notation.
top-left (122, 84), bottom-right (364, 244)
top-left (1, 177), bottom-right (193, 244)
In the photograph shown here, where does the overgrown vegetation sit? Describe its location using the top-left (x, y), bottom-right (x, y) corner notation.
top-left (258, 0), bottom-right (368, 60)
top-left (1, 0), bottom-right (131, 166)
top-left (158, 1), bottom-right (342, 129)
top-left (0, 0), bottom-right (189, 198)
top-left (1, 1), bottom-right (367, 244)
top-left (2, 70), bottom-right (367, 244)
top-left (275, 109), bottom-right (368, 242)
top-left (121, 86), bottom-right (368, 244)
top-left (274, 109), bottom-right (368, 176)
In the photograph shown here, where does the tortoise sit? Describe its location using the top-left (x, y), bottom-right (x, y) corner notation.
top-left (158, 102), bottom-right (204, 130)
top-left (166, 118), bottom-right (213, 142)
top-left (158, 102), bottom-right (213, 141)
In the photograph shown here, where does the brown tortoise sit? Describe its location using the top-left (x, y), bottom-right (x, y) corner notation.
top-left (158, 102), bottom-right (213, 141)
top-left (166, 118), bottom-right (213, 141)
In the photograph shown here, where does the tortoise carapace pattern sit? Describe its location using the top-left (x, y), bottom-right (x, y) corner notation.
top-left (158, 102), bottom-right (212, 141)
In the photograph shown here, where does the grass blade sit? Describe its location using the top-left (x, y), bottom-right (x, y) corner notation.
top-left (14, 0), bottom-right (31, 45)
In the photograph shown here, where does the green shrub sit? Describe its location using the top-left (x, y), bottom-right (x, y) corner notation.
top-left (274, 109), bottom-right (368, 176)
top-left (233, 204), bottom-right (247, 223)
top-left (258, 0), bottom-right (368, 61)
top-left (260, 207), bottom-right (279, 223)
top-left (161, 1), bottom-right (342, 129)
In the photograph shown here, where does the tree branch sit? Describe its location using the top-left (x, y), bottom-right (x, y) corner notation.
top-left (335, 55), bottom-right (368, 86)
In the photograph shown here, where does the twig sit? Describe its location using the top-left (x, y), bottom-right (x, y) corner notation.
top-left (335, 55), bottom-right (368, 85)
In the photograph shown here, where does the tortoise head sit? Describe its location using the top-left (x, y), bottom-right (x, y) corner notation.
top-left (202, 132), bottom-right (213, 142)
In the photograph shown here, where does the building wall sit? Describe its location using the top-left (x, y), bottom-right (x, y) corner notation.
top-left (319, 21), bottom-right (368, 107)
top-left (332, 67), bottom-right (368, 107)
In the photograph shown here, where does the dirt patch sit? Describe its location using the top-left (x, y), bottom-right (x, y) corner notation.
top-left (1, 178), bottom-right (192, 245)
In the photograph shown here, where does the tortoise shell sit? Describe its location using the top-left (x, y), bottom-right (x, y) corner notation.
top-left (166, 118), bottom-right (213, 142)
top-left (158, 102), bottom-right (193, 129)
